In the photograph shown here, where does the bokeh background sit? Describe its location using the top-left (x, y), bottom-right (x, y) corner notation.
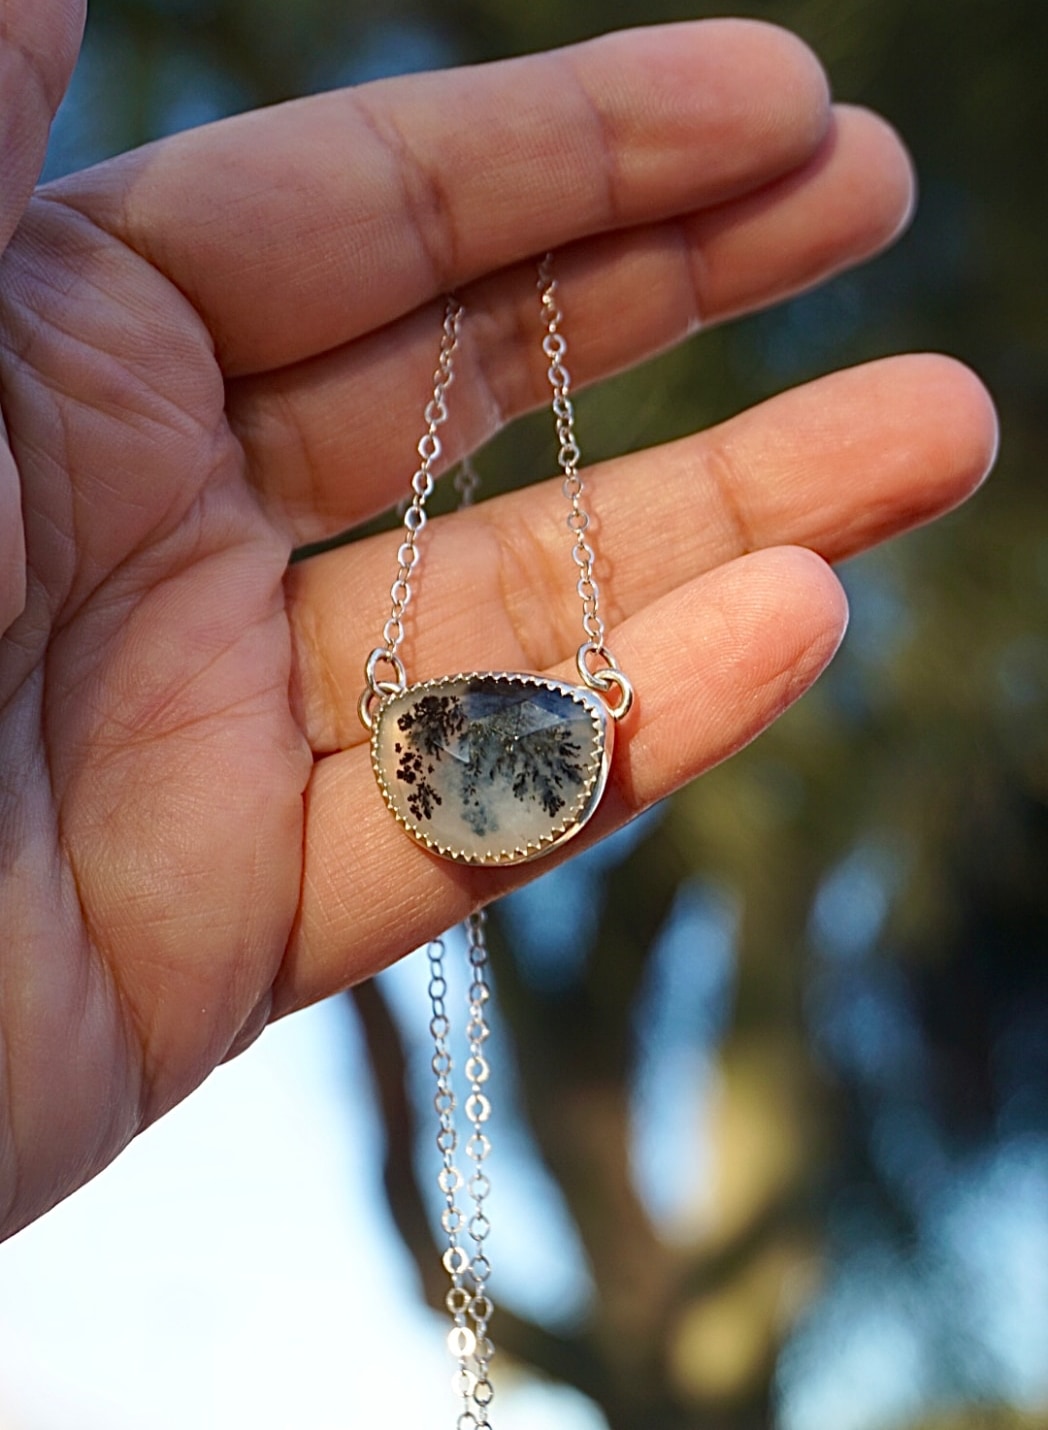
top-left (2, 1), bottom-right (1047, 1427)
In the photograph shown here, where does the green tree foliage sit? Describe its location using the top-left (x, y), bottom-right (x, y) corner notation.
top-left (55, 0), bottom-right (1048, 1425)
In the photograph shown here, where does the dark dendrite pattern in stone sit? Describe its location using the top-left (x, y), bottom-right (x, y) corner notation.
top-left (373, 674), bottom-right (608, 862)
top-left (395, 680), bottom-right (585, 835)
top-left (393, 694), bottom-right (467, 822)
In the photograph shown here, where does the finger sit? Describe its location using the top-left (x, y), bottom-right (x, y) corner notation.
top-left (274, 545), bottom-right (847, 1015)
top-left (231, 104), bottom-right (915, 544)
top-left (287, 354), bottom-right (997, 754)
top-left (0, 0), bottom-right (85, 252)
top-left (0, 0), bottom-right (87, 637)
top-left (53, 20), bottom-right (831, 376)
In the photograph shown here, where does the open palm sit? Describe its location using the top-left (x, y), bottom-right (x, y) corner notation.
top-left (0, 0), bottom-right (996, 1240)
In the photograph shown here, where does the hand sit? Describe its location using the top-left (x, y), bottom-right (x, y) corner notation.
top-left (0, 1), bottom-right (996, 1239)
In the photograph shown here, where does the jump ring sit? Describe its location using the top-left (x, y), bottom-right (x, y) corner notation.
top-left (357, 686), bottom-right (379, 732)
top-left (365, 646), bottom-right (407, 690)
top-left (576, 642), bottom-right (634, 721)
top-left (357, 676), bottom-right (403, 731)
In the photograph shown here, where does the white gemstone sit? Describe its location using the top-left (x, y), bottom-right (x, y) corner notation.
top-left (371, 673), bottom-right (611, 865)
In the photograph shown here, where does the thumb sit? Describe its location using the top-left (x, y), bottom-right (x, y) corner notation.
top-left (0, 0), bottom-right (86, 635)
top-left (0, 0), bottom-right (86, 252)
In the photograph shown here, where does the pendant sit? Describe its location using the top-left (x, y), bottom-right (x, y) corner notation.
top-left (369, 672), bottom-right (614, 866)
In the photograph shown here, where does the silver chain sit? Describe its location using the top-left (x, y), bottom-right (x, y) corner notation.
top-left (362, 297), bottom-right (463, 706)
top-left (463, 911), bottom-right (495, 1422)
top-left (428, 912), bottom-right (495, 1428)
top-left (537, 253), bottom-right (605, 652)
top-left (360, 254), bottom-right (633, 727)
top-left (538, 254), bottom-right (635, 719)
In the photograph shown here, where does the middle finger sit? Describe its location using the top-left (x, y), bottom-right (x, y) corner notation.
top-left (231, 105), bottom-right (913, 545)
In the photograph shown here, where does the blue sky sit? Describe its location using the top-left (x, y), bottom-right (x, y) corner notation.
top-left (0, 986), bottom-right (604, 1430)
top-left (3, 890), bottom-right (1046, 1427)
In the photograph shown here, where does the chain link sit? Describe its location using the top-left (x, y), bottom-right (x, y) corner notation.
top-left (428, 919), bottom-right (496, 1428)
top-left (453, 454), bottom-right (481, 508)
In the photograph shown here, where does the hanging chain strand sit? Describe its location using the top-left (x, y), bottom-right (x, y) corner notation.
top-left (538, 254), bottom-right (634, 721)
top-left (427, 938), bottom-right (477, 1423)
top-left (463, 911), bottom-right (495, 1425)
top-left (360, 297), bottom-right (463, 723)
top-left (428, 919), bottom-right (496, 1429)
top-left (429, 476), bottom-right (495, 1426)
top-left (537, 254), bottom-right (604, 652)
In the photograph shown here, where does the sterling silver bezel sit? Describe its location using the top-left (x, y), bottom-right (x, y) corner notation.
top-left (370, 671), bottom-right (613, 867)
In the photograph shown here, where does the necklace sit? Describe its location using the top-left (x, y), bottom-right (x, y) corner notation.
top-left (358, 254), bottom-right (633, 1426)
top-left (358, 254), bottom-right (633, 865)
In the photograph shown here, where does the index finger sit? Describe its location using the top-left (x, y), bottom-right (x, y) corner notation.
top-left (0, 0), bottom-right (84, 252)
top-left (49, 19), bottom-right (830, 377)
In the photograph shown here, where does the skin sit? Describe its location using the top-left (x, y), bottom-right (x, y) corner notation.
top-left (0, 0), bottom-right (998, 1242)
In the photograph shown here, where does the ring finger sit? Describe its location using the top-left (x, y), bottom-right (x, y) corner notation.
top-left (287, 352), bottom-right (996, 755)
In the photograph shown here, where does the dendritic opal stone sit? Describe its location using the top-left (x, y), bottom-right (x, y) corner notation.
top-left (371, 673), bottom-right (613, 865)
